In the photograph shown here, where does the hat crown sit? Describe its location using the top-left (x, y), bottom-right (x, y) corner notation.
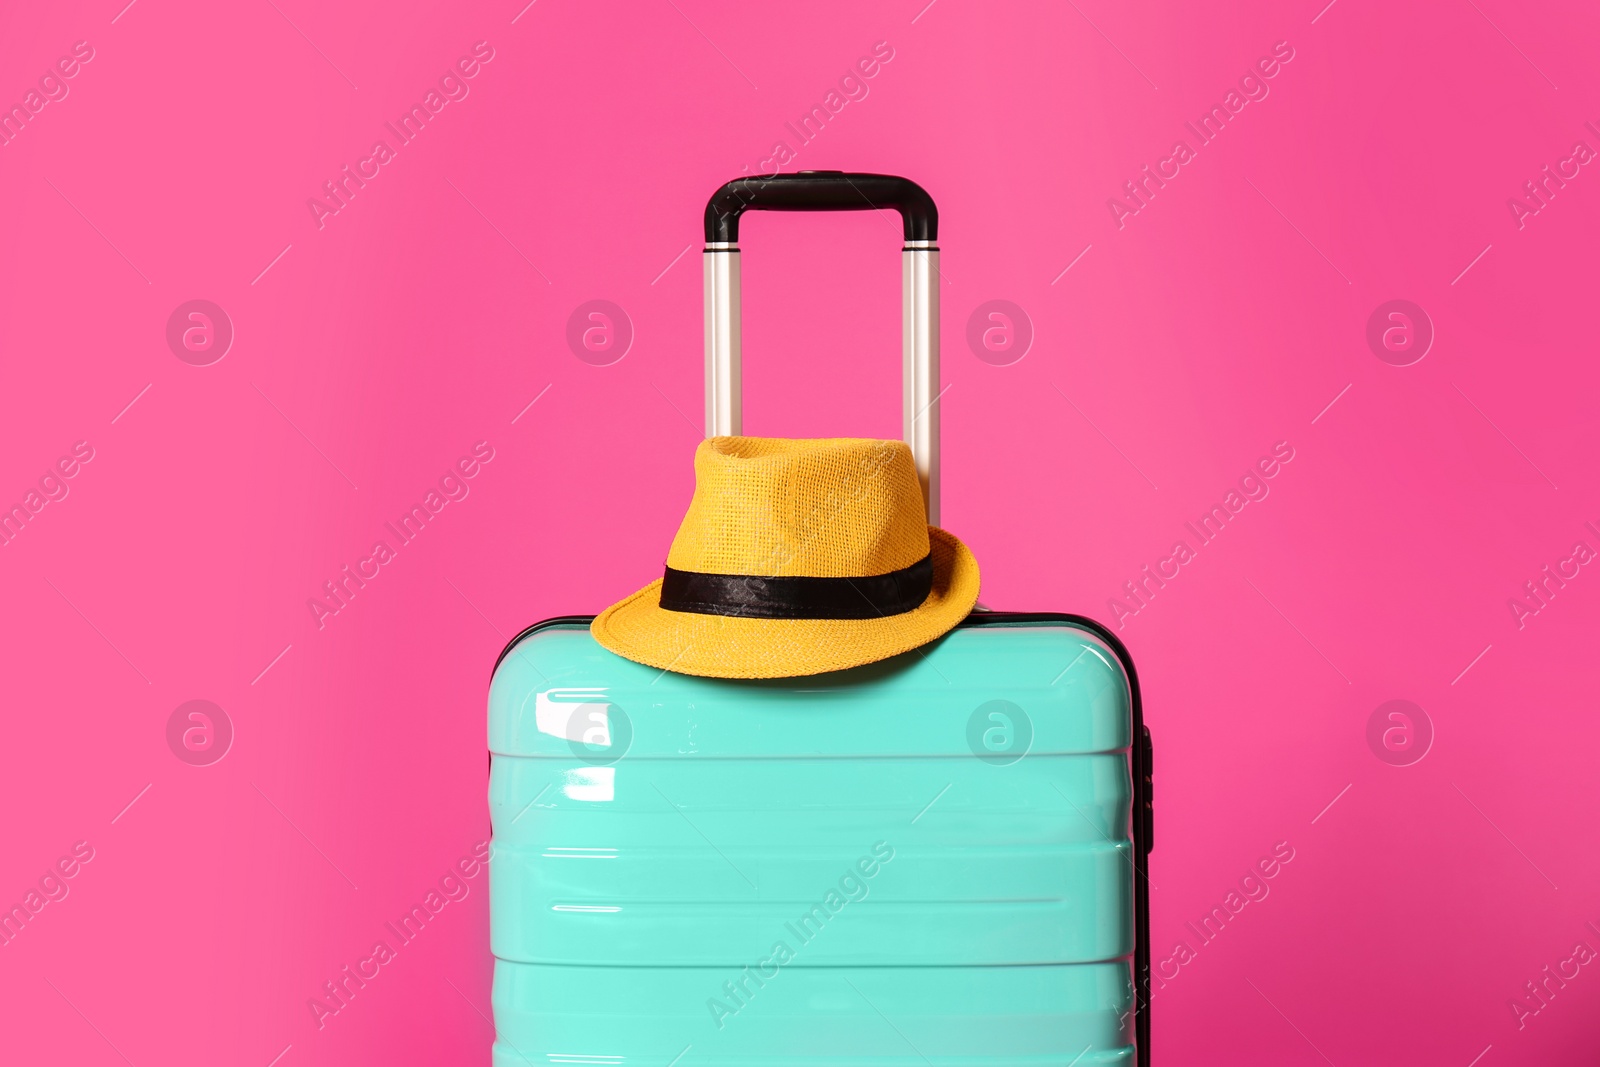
top-left (666, 437), bottom-right (930, 578)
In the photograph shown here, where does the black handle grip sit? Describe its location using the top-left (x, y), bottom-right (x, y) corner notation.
top-left (704, 171), bottom-right (938, 243)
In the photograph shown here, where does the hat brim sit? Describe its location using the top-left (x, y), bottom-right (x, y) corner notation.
top-left (591, 527), bottom-right (980, 680)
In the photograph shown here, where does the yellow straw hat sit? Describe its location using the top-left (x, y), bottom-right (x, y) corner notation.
top-left (592, 436), bottom-right (980, 679)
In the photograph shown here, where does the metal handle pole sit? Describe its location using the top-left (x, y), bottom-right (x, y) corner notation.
top-left (703, 242), bottom-right (741, 438)
top-left (701, 173), bottom-right (941, 524)
top-left (902, 241), bottom-right (939, 526)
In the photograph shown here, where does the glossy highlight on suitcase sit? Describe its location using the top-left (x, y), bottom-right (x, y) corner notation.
top-left (487, 173), bottom-right (1150, 1063)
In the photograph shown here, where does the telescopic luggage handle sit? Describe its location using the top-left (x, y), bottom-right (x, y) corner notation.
top-left (702, 171), bottom-right (942, 524)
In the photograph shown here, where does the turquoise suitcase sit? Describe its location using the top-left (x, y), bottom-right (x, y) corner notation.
top-left (487, 174), bottom-right (1152, 1065)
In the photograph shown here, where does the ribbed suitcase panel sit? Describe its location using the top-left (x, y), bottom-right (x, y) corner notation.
top-left (492, 963), bottom-right (1135, 1065)
top-left (488, 620), bottom-right (1137, 1063)
top-left (489, 757), bottom-right (1132, 966)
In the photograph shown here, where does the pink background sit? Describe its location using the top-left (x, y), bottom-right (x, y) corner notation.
top-left (2, 0), bottom-right (1597, 1063)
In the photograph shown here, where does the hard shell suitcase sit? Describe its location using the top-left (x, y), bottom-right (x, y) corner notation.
top-left (488, 173), bottom-right (1152, 1065)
